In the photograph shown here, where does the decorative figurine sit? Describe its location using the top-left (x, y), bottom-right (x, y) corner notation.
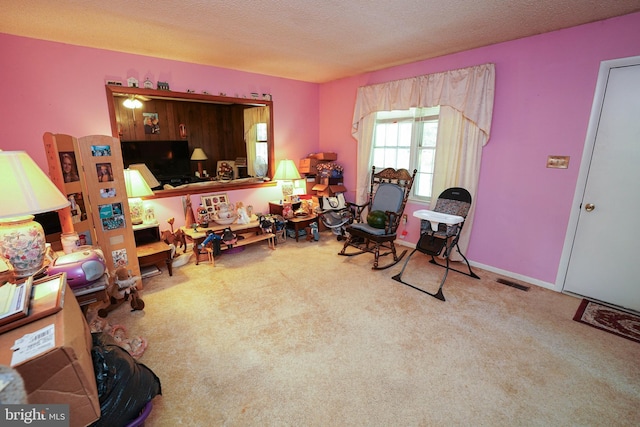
top-left (236, 202), bottom-right (250, 224)
top-left (221, 228), bottom-right (238, 247)
top-left (199, 230), bottom-right (221, 256)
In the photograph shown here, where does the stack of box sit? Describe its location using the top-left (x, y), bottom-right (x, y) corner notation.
top-left (299, 152), bottom-right (347, 197)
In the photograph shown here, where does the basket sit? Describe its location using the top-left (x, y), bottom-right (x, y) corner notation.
top-left (124, 401), bottom-right (153, 427)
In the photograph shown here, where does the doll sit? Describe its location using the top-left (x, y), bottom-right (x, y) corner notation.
top-left (199, 230), bottom-right (221, 256)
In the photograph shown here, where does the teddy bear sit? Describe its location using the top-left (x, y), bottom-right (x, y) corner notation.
top-left (98, 267), bottom-right (145, 317)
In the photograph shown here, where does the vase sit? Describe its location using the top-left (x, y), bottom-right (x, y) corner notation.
top-left (0, 215), bottom-right (47, 277)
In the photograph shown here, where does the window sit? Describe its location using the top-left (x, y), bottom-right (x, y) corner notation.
top-left (255, 122), bottom-right (269, 164)
top-left (372, 106), bottom-right (440, 201)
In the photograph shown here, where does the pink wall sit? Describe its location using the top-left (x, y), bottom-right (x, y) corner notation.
top-left (319, 12), bottom-right (640, 286)
top-left (2, 12), bottom-right (640, 287)
top-left (0, 33), bottom-right (320, 221)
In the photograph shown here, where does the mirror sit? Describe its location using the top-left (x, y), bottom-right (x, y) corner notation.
top-left (105, 85), bottom-right (275, 198)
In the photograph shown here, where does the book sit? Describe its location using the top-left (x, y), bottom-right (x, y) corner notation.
top-left (0, 277), bottom-right (33, 326)
top-left (0, 273), bottom-right (65, 334)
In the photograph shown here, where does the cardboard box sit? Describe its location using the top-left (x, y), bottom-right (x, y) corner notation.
top-left (0, 284), bottom-right (100, 427)
top-left (309, 152), bottom-right (338, 161)
top-left (299, 158), bottom-right (319, 174)
top-left (312, 183), bottom-right (348, 197)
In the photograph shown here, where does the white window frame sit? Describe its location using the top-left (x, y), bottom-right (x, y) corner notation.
top-left (372, 106), bottom-right (440, 203)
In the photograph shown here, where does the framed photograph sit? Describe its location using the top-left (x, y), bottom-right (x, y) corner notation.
top-left (111, 248), bottom-right (128, 269)
top-left (66, 192), bottom-right (87, 223)
top-left (91, 145), bottom-right (112, 157)
top-left (202, 193), bottom-right (228, 214)
top-left (143, 112), bottom-right (160, 134)
top-left (99, 202), bottom-right (125, 231)
top-left (100, 187), bottom-right (117, 198)
top-left (59, 151), bottom-right (80, 183)
top-left (96, 163), bottom-right (114, 182)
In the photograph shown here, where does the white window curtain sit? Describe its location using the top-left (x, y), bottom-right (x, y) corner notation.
top-left (351, 63), bottom-right (495, 255)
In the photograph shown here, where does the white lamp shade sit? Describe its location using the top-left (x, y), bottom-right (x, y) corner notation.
top-left (190, 148), bottom-right (208, 161)
top-left (123, 169), bottom-right (154, 198)
top-left (0, 151), bottom-right (70, 218)
top-left (129, 163), bottom-right (160, 188)
top-left (273, 159), bottom-right (301, 181)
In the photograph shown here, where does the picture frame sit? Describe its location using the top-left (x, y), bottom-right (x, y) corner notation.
top-left (59, 151), bottom-right (80, 183)
top-left (201, 193), bottom-right (229, 214)
top-left (99, 202), bottom-right (125, 231)
top-left (96, 163), bottom-right (114, 182)
top-left (91, 145), bottom-right (112, 157)
top-left (143, 112), bottom-right (160, 134)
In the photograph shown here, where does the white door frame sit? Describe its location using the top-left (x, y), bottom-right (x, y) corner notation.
top-left (556, 54), bottom-right (640, 291)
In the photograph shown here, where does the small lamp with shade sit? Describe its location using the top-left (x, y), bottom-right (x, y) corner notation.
top-left (123, 168), bottom-right (154, 225)
top-left (190, 148), bottom-right (208, 177)
top-left (0, 150), bottom-right (70, 278)
top-left (273, 159), bottom-right (302, 202)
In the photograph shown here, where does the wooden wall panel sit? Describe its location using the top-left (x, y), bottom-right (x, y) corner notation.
top-left (115, 98), bottom-right (247, 177)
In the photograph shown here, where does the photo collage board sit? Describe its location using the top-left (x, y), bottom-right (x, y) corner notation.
top-left (77, 135), bottom-right (141, 280)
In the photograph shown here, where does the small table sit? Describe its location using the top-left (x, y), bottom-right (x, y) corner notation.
top-left (136, 241), bottom-right (173, 276)
top-left (286, 214), bottom-right (318, 242)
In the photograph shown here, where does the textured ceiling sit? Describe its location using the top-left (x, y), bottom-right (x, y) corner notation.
top-left (2, 0), bottom-right (640, 83)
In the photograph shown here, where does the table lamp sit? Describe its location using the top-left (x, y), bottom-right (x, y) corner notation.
top-left (124, 168), bottom-right (154, 225)
top-left (129, 163), bottom-right (160, 189)
top-left (273, 159), bottom-right (301, 202)
top-left (0, 151), bottom-right (70, 277)
top-left (129, 164), bottom-right (160, 224)
top-left (190, 148), bottom-right (208, 177)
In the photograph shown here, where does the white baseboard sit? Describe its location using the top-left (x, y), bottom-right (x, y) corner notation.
top-left (395, 240), bottom-right (557, 291)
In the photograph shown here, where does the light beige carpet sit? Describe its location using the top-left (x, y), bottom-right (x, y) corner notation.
top-left (95, 233), bottom-right (640, 426)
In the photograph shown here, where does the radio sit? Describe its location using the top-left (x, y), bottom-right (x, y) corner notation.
top-left (48, 249), bottom-right (107, 288)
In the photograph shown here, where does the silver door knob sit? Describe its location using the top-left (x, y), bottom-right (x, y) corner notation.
top-left (585, 203), bottom-right (595, 212)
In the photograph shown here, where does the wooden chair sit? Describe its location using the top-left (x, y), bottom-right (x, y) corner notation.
top-left (339, 166), bottom-right (416, 269)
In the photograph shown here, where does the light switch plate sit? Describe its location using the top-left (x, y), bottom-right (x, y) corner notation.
top-left (546, 155), bottom-right (570, 169)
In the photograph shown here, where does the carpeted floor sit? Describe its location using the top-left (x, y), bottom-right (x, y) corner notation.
top-left (94, 234), bottom-right (640, 426)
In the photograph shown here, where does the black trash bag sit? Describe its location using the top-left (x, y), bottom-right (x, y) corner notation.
top-left (90, 333), bottom-right (162, 427)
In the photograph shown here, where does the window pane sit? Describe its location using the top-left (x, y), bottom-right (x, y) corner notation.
top-left (418, 149), bottom-right (435, 173)
top-left (256, 123), bottom-right (268, 142)
top-left (421, 121), bottom-right (438, 147)
top-left (397, 148), bottom-right (411, 170)
top-left (398, 122), bottom-right (412, 147)
top-left (414, 172), bottom-right (433, 198)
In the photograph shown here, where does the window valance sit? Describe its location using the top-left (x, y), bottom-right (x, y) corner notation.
top-left (352, 63), bottom-right (495, 144)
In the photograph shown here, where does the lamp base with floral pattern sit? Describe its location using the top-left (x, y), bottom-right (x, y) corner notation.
top-left (0, 215), bottom-right (47, 278)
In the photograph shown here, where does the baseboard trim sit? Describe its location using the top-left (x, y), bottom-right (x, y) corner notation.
top-left (394, 239), bottom-right (556, 291)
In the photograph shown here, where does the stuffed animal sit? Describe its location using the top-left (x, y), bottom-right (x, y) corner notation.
top-left (98, 267), bottom-right (145, 316)
top-left (259, 215), bottom-right (273, 234)
top-left (221, 227), bottom-right (238, 247)
top-left (161, 228), bottom-right (187, 254)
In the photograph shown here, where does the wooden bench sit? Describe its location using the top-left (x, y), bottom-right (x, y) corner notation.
top-left (181, 220), bottom-right (275, 265)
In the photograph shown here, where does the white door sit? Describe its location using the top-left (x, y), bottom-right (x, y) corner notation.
top-left (561, 56), bottom-right (640, 312)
